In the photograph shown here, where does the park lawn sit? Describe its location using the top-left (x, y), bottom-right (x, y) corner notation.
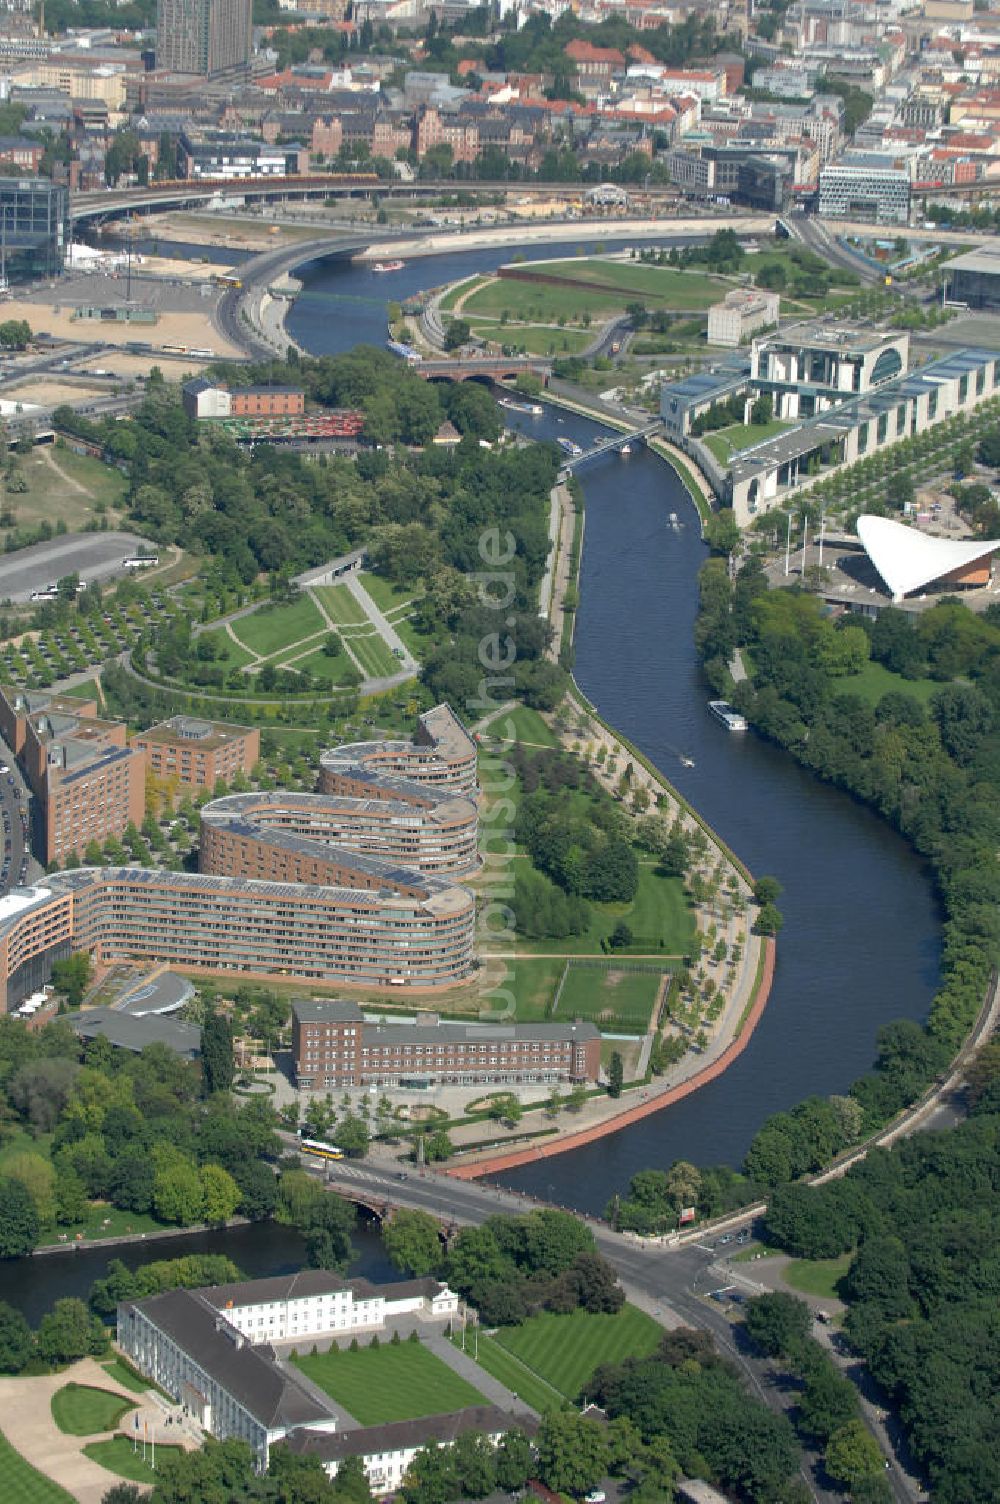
top-left (505, 866), bottom-right (695, 958)
top-left (701, 419), bottom-right (792, 464)
top-left (505, 956), bottom-right (566, 1022)
top-left (464, 278), bottom-right (627, 323)
top-left (286, 645), bottom-right (362, 686)
top-left (495, 1305), bottom-right (663, 1401)
top-left (439, 275), bottom-right (487, 313)
top-left (484, 703), bottom-right (557, 746)
top-left (0, 1429), bottom-right (75, 1503)
top-left (356, 573), bottom-right (417, 614)
top-left (455, 1331), bottom-right (564, 1414)
top-left (784, 1253), bottom-right (853, 1302)
top-left (533, 258), bottom-right (727, 310)
top-left (313, 583), bottom-right (367, 625)
top-left (83, 1437), bottom-right (184, 1482)
top-left (51, 1384), bottom-right (135, 1437)
top-left (557, 963), bottom-right (663, 1034)
top-left (99, 1359), bottom-right (152, 1395)
top-left (840, 660), bottom-right (941, 706)
top-left (348, 633), bottom-right (403, 679)
top-left (60, 678), bottom-right (101, 700)
top-left (292, 1342), bottom-right (486, 1424)
top-left (231, 595), bottom-right (325, 657)
top-left (194, 627), bottom-right (257, 668)
top-left (467, 320), bottom-right (594, 357)
top-left (37, 1204), bottom-right (169, 1247)
top-left (51, 447), bottom-right (129, 508)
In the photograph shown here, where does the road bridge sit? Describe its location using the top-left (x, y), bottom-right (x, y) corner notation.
top-left (416, 355), bottom-right (552, 383)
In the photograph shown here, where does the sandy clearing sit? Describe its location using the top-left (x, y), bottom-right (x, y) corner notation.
top-left (0, 297), bottom-right (240, 356)
top-left (6, 379), bottom-right (106, 405)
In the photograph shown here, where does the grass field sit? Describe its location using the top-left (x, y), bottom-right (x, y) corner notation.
top-left (484, 704), bottom-right (557, 746)
top-left (99, 1359), bottom-right (151, 1395)
top-left (292, 1342), bottom-right (486, 1424)
top-left (38, 1205), bottom-right (168, 1247)
top-left (556, 964), bottom-right (662, 1033)
top-left (60, 678), bottom-right (101, 701)
top-left (193, 627), bottom-right (256, 668)
top-left (51, 1385), bottom-right (134, 1437)
top-left (536, 258), bottom-right (726, 309)
top-left (504, 865), bottom-right (694, 958)
top-left (464, 260), bottom-right (725, 322)
top-left (0, 1430), bottom-right (75, 1503)
top-left (701, 419), bottom-right (792, 463)
top-left (356, 573), bottom-right (417, 614)
top-left (232, 596), bottom-right (324, 657)
top-left (494, 1306), bottom-right (662, 1401)
top-left (83, 1437), bottom-right (184, 1482)
top-left (347, 632), bottom-right (400, 679)
top-left (840, 660), bottom-right (941, 706)
top-left (440, 275), bottom-right (487, 312)
top-left (784, 1253), bottom-right (852, 1301)
top-left (52, 448), bottom-right (129, 507)
top-left (455, 1331), bottom-right (565, 1414)
top-left (466, 321), bottom-right (594, 356)
top-left (313, 583), bottom-right (367, 624)
top-left (503, 956), bottom-right (566, 1021)
top-left (287, 645), bottom-right (362, 685)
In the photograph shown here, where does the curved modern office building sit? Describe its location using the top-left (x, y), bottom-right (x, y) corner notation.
top-left (0, 706), bottom-right (479, 1010)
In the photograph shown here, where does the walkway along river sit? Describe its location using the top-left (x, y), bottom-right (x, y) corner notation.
top-left (286, 250), bottom-right (941, 1215)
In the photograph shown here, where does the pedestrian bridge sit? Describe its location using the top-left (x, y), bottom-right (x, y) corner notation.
top-left (559, 418), bottom-right (663, 473)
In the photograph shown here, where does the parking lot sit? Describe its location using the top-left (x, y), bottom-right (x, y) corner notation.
top-left (0, 530), bottom-right (151, 602)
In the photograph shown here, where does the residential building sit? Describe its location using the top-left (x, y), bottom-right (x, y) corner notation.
top-left (0, 688), bottom-right (145, 865)
top-left (131, 715), bottom-right (261, 792)
top-left (291, 998), bottom-right (603, 1090)
top-left (155, 0), bottom-right (252, 78)
top-left (818, 157), bottom-right (911, 223)
top-left (707, 289), bottom-right (781, 347)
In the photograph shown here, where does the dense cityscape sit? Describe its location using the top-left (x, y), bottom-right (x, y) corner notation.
top-left (0, 0), bottom-right (995, 1501)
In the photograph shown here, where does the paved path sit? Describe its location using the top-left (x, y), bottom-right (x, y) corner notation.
top-left (344, 574), bottom-right (417, 674)
top-left (0, 1356), bottom-right (155, 1504)
top-left (424, 1331), bottom-right (538, 1417)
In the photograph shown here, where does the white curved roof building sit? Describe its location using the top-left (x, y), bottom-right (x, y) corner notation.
top-left (856, 515), bottom-right (1000, 602)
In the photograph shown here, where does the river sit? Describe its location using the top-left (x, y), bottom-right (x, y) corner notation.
top-left (287, 245), bottom-right (941, 1213)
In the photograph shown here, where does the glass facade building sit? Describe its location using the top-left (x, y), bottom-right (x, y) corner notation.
top-left (0, 178), bottom-right (67, 282)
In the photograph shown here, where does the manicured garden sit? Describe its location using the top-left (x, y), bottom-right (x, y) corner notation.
top-left (83, 1437), bottom-right (184, 1481)
top-left (51, 1384), bottom-right (135, 1437)
top-left (291, 1340), bottom-right (486, 1424)
top-left (701, 419), bottom-right (792, 464)
top-left (314, 583), bottom-right (368, 624)
top-left (555, 963), bottom-right (664, 1033)
top-left (484, 704), bottom-right (558, 746)
top-left (99, 1358), bottom-right (151, 1395)
top-left (0, 1430), bottom-right (75, 1503)
top-left (456, 1330), bottom-right (564, 1415)
top-left (231, 595), bottom-right (325, 656)
top-left (483, 1306), bottom-right (662, 1404)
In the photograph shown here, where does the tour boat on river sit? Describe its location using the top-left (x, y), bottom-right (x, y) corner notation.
top-left (708, 700), bottom-right (748, 732)
top-left (372, 260), bottom-right (405, 273)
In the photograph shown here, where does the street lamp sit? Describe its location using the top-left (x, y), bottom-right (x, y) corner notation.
top-left (783, 510), bottom-right (793, 578)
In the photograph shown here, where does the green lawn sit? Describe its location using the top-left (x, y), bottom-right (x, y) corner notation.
top-left (348, 633), bottom-right (403, 680)
top-left (313, 583), bottom-right (368, 624)
top-left (557, 964), bottom-right (663, 1033)
top-left (83, 1437), bottom-right (184, 1482)
top-left (840, 660), bottom-right (941, 706)
top-left (464, 277), bottom-right (625, 322)
top-left (231, 596), bottom-right (325, 656)
top-left (193, 627), bottom-right (256, 668)
top-left (784, 1253), bottom-right (853, 1302)
top-left (536, 257), bottom-right (726, 309)
top-left (440, 275), bottom-right (487, 312)
top-left (455, 1331), bottom-right (565, 1414)
top-left (505, 865), bottom-right (694, 958)
top-left (99, 1358), bottom-right (152, 1395)
top-left (286, 645), bottom-right (363, 686)
top-left (467, 320), bottom-right (594, 356)
top-left (0, 1430), bottom-right (75, 1503)
top-left (60, 678), bottom-right (101, 701)
top-left (494, 1306), bottom-right (663, 1401)
top-left (38, 1204), bottom-right (169, 1247)
top-left (356, 573), bottom-right (417, 614)
top-left (52, 447), bottom-right (129, 507)
top-left (702, 419), bottom-right (792, 464)
top-left (484, 704), bottom-right (557, 746)
top-left (51, 1384), bottom-right (135, 1437)
top-left (503, 956), bottom-right (567, 1022)
top-left (291, 1341), bottom-right (486, 1423)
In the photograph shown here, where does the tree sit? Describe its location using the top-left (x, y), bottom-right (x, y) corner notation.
top-left (0, 1301), bottom-right (33, 1372)
top-left (754, 901), bottom-right (784, 935)
top-left (153, 1157), bottom-right (204, 1225)
top-left (443, 318), bottom-right (471, 351)
top-left (100, 1487), bottom-right (144, 1504)
top-left (753, 875), bottom-right (783, 907)
top-left (36, 1297), bottom-right (103, 1365)
top-left (825, 1419), bottom-right (888, 1494)
top-left (50, 951), bottom-right (91, 1006)
top-left (607, 1051), bottom-right (624, 1098)
top-left (200, 1163), bottom-right (240, 1225)
top-left (382, 1208), bottom-right (442, 1277)
top-left (743, 1292), bottom-right (812, 1359)
top-left (336, 1114), bottom-right (369, 1159)
top-left (202, 1007), bottom-right (234, 1095)
top-left (494, 1428), bottom-right (533, 1492)
top-left (536, 1411), bottom-right (609, 1497)
top-left (0, 1176), bottom-right (39, 1258)
top-left (401, 1441), bottom-right (459, 1503)
top-left (5, 1150), bottom-right (56, 1226)
top-left (329, 1453), bottom-right (373, 1501)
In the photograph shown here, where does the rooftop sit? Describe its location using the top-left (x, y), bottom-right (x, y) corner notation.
top-left (286, 1404), bottom-right (535, 1463)
top-left (135, 715), bottom-right (256, 750)
top-left (66, 1006), bottom-right (202, 1058)
top-left (202, 1271), bottom-right (447, 1309)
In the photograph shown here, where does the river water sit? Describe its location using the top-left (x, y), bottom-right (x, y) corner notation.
top-left (11, 239), bottom-right (941, 1315)
top-left (287, 245), bottom-right (940, 1212)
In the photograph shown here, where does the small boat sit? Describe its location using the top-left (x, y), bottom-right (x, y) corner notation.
top-left (680, 755), bottom-right (695, 768)
top-left (372, 259), bottom-right (405, 273)
top-left (557, 437), bottom-right (583, 457)
top-left (498, 398), bottom-right (544, 415)
top-left (708, 700), bottom-right (748, 732)
top-left (620, 443), bottom-right (632, 455)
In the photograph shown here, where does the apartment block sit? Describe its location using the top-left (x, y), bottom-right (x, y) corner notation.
top-left (0, 688), bottom-right (145, 864)
top-left (132, 715), bottom-right (261, 792)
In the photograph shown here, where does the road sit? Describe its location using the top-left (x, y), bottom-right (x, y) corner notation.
top-left (316, 1158), bottom-right (915, 1504)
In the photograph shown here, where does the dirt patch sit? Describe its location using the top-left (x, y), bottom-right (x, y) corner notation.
top-left (6, 379), bottom-right (106, 406)
top-left (2, 295), bottom-right (240, 356)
